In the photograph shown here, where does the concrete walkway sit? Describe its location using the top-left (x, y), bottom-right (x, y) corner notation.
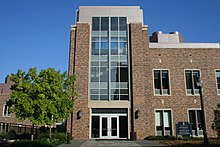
top-left (58, 140), bottom-right (167, 147)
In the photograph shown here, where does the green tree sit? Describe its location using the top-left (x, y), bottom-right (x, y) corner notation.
top-left (7, 68), bottom-right (76, 139)
top-left (212, 103), bottom-right (220, 138)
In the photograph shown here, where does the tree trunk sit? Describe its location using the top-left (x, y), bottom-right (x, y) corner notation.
top-left (50, 125), bottom-right (52, 138)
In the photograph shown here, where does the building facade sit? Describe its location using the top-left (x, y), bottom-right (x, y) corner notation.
top-left (0, 75), bottom-right (31, 134)
top-left (67, 6), bottom-right (220, 139)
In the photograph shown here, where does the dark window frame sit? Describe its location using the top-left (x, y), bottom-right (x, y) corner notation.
top-left (215, 70), bottom-right (220, 95)
top-left (153, 70), bottom-right (170, 95)
top-left (185, 70), bottom-right (200, 95)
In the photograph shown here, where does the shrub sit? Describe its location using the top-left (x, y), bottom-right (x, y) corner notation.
top-left (6, 133), bottom-right (66, 147)
top-left (36, 132), bottom-right (66, 146)
top-left (0, 133), bottom-right (7, 140)
top-left (7, 140), bottom-right (53, 147)
top-left (7, 130), bottom-right (17, 140)
top-left (145, 136), bottom-right (177, 140)
top-left (37, 132), bottom-right (66, 141)
top-left (17, 133), bottom-right (31, 140)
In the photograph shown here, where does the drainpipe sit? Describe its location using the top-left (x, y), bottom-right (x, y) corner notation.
top-left (129, 24), bottom-right (136, 140)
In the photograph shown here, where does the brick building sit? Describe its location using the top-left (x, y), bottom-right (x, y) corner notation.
top-left (0, 75), bottom-right (31, 134)
top-left (67, 6), bottom-right (220, 139)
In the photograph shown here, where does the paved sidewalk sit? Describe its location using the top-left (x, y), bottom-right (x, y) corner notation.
top-left (58, 140), bottom-right (167, 147)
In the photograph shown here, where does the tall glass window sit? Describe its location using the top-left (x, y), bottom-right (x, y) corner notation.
top-left (189, 110), bottom-right (203, 136)
top-left (90, 17), bottom-right (128, 101)
top-left (185, 70), bottom-right (200, 95)
top-left (155, 110), bottom-right (172, 136)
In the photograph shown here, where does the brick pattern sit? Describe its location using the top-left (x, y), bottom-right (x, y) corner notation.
top-left (130, 23), bottom-right (220, 139)
top-left (66, 28), bottom-right (76, 134)
top-left (146, 48), bottom-right (220, 138)
top-left (68, 22), bottom-right (220, 139)
top-left (0, 79), bottom-right (31, 125)
top-left (68, 23), bottom-right (90, 139)
top-left (129, 23), bottom-right (152, 138)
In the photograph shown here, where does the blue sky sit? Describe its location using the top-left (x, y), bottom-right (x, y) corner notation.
top-left (0, 0), bottom-right (220, 82)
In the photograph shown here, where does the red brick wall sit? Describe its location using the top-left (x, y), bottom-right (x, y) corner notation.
top-left (68, 23), bottom-right (90, 139)
top-left (130, 23), bottom-right (220, 139)
top-left (68, 22), bottom-right (220, 139)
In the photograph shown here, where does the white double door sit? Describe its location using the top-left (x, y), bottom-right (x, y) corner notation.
top-left (100, 115), bottom-right (119, 139)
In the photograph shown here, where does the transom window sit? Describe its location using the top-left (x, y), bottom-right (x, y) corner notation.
top-left (215, 70), bottom-right (220, 95)
top-left (185, 70), bottom-right (200, 95)
top-left (153, 70), bottom-right (170, 95)
top-left (90, 17), bottom-right (128, 101)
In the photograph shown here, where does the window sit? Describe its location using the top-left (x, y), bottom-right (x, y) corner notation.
top-left (185, 70), bottom-right (200, 95)
top-left (188, 110), bottom-right (203, 136)
top-left (216, 70), bottom-right (220, 95)
top-left (111, 17), bottom-right (118, 31)
top-left (90, 17), bottom-right (128, 101)
top-left (101, 17), bottom-right (109, 31)
top-left (3, 104), bottom-right (10, 117)
top-left (153, 70), bottom-right (170, 95)
top-left (119, 17), bottom-right (127, 31)
top-left (0, 123), bottom-right (9, 133)
top-left (155, 110), bottom-right (172, 136)
top-left (92, 17), bottom-right (99, 31)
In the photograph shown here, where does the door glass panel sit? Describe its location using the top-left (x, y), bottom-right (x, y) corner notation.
top-left (119, 116), bottom-right (128, 138)
top-left (91, 116), bottom-right (100, 138)
top-left (155, 111), bottom-right (163, 136)
top-left (91, 108), bottom-right (128, 139)
top-left (197, 110), bottom-right (204, 135)
top-left (102, 117), bottom-right (108, 136)
top-left (189, 110), bottom-right (196, 135)
top-left (111, 117), bottom-right (117, 136)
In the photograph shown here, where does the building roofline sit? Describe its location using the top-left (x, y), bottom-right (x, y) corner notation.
top-left (79, 6), bottom-right (141, 9)
top-left (149, 43), bottom-right (220, 49)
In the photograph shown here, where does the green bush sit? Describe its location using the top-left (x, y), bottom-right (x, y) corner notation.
top-left (17, 133), bottom-right (31, 139)
top-left (145, 135), bottom-right (177, 140)
top-left (7, 133), bottom-right (66, 147)
top-left (7, 130), bottom-right (17, 140)
top-left (36, 133), bottom-right (66, 146)
top-left (51, 132), bottom-right (66, 141)
top-left (0, 133), bottom-right (7, 140)
top-left (7, 140), bottom-right (53, 147)
top-left (145, 135), bottom-right (208, 141)
top-left (37, 132), bottom-right (66, 141)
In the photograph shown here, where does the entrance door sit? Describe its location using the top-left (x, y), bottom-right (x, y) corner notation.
top-left (91, 108), bottom-right (128, 139)
top-left (100, 116), bottom-right (119, 139)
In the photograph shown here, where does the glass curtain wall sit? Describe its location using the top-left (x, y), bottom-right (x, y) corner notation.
top-left (90, 17), bottom-right (129, 101)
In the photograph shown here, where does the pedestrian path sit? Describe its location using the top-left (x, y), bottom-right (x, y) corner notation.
top-left (58, 140), bottom-right (167, 147)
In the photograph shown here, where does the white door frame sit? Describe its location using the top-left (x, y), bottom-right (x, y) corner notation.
top-left (92, 113), bottom-right (127, 139)
top-left (100, 115), bottom-right (119, 139)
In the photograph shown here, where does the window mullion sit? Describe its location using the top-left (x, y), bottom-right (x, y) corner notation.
top-left (191, 71), bottom-right (195, 95)
top-left (162, 110), bottom-right (165, 136)
top-left (160, 71), bottom-right (163, 95)
top-left (195, 110), bottom-right (198, 136)
top-left (108, 17), bottom-right (111, 101)
top-left (98, 17), bottom-right (101, 101)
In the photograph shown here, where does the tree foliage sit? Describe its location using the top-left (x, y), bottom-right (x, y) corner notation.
top-left (7, 67), bottom-right (76, 126)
